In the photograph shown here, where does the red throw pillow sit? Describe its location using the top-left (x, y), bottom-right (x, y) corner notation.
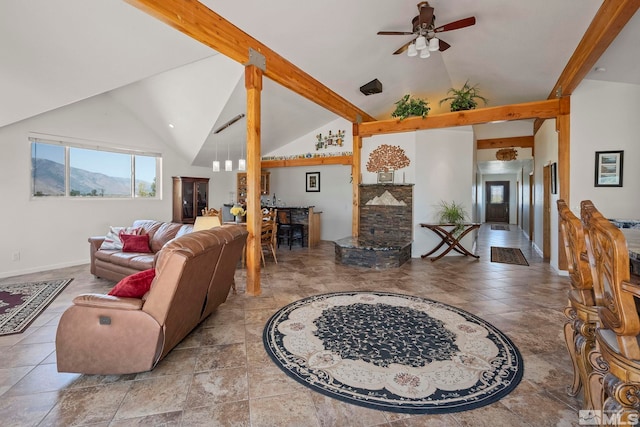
top-left (121, 233), bottom-right (151, 253)
top-left (108, 268), bottom-right (156, 298)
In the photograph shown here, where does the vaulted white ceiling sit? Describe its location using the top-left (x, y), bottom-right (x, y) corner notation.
top-left (2, 1), bottom-right (638, 173)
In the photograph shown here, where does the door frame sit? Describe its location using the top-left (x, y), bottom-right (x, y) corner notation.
top-left (485, 180), bottom-right (510, 223)
top-left (543, 164), bottom-right (551, 259)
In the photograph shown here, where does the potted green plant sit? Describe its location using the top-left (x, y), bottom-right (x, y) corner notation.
top-left (391, 94), bottom-right (430, 120)
top-left (439, 81), bottom-right (488, 112)
top-left (436, 200), bottom-right (468, 236)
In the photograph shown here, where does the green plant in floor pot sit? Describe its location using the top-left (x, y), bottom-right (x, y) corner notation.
top-left (439, 80), bottom-right (488, 112)
top-left (391, 94), bottom-right (431, 120)
top-left (437, 200), bottom-right (468, 236)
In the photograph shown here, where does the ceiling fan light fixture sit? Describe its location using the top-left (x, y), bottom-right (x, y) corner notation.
top-left (428, 37), bottom-right (440, 51)
top-left (419, 48), bottom-right (430, 59)
top-left (415, 35), bottom-right (427, 50)
top-left (407, 43), bottom-right (418, 57)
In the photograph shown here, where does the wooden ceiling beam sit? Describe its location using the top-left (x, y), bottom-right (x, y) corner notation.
top-left (124, 0), bottom-right (376, 124)
top-left (358, 99), bottom-right (560, 137)
top-left (534, 0), bottom-right (640, 133)
top-left (476, 136), bottom-right (534, 150)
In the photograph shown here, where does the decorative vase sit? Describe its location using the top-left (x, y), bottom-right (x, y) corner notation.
top-left (235, 216), bottom-right (240, 224)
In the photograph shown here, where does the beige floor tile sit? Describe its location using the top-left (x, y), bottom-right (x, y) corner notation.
top-left (250, 392), bottom-right (320, 427)
top-left (40, 382), bottom-right (131, 426)
top-left (0, 390), bottom-right (59, 426)
top-left (186, 367), bottom-right (249, 408)
top-left (181, 400), bottom-right (250, 426)
top-left (114, 374), bottom-right (191, 420)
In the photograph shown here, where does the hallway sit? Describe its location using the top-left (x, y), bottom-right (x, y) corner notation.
top-left (0, 224), bottom-right (580, 426)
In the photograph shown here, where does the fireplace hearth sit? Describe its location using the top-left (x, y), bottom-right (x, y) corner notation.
top-left (335, 184), bottom-right (413, 269)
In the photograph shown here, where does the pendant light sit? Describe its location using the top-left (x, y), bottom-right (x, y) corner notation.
top-left (212, 140), bottom-right (220, 172)
top-left (225, 140), bottom-right (233, 171)
top-left (238, 140), bottom-right (246, 171)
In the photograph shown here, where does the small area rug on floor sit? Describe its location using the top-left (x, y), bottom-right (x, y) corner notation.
top-left (491, 247), bottom-right (529, 266)
top-left (490, 224), bottom-right (510, 231)
top-left (263, 291), bottom-right (523, 414)
top-left (0, 278), bottom-right (72, 336)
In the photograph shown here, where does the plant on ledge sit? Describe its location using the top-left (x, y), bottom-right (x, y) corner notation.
top-left (436, 200), bottom-right (468, 236)
top-left (391, 94), bottom-right (430, 120)
top-left (439, 81), bottom-right (488, 112)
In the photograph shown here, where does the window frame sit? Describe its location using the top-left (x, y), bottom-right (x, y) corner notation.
top-left (30, 135), bottom-right (162, 200)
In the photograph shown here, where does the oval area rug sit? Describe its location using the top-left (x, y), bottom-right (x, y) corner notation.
top-left (263, 291), bottom-right (523, 414)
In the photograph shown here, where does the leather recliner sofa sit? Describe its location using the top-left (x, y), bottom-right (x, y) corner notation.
top-left (56, 225), bottom-right (248, 375)
top-left (88, 219), bottom-right (194, 282)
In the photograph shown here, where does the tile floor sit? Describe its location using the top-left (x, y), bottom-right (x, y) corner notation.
top-left (0, 224), bottom-right (583, 426)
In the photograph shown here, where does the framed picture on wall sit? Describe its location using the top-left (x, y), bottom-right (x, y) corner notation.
top-left (306, 172), bottom-right (320, 192)
top-left (550, 162), bottom-right (557, 194)
top-left (595, 150), bottom-right (624, 187)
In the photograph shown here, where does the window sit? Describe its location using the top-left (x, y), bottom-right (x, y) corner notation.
top-left (490, 185), bottom-right (504, 204)
top-left (31, 137), bottom-right (160, 199)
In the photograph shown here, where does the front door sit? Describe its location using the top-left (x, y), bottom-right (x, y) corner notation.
top-left (486, 181), bottom-right (510, 223)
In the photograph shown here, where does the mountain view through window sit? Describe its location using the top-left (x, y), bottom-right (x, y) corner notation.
top-left (31, 140), bottom-right (158, 198)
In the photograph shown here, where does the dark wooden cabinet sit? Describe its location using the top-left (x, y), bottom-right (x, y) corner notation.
top-left (172, 177), bottom-right (209, 224)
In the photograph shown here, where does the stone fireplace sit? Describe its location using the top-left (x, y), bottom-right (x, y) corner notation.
top-left (335, 184), bottom-right (413, 268)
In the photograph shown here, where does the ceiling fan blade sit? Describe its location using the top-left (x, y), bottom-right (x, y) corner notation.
top-left (377, 31), bottom-right (414, 35)
top-left (393, 38), bottom-right (416, 55)
top-left (418, 2), bottom-right (434, 28)
top-left (434, 16), bottom-right (476, 33)
top-left (438, 39), bottom-right (451, 52)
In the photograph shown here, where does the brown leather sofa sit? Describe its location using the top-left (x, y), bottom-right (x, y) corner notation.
top-left (56, 225), bottom-right (248, 375)
top-left (89, 220), bottom-right (194, 282)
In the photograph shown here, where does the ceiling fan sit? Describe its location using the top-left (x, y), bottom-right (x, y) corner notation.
top-left (377, 1), bottom-right (476, 56)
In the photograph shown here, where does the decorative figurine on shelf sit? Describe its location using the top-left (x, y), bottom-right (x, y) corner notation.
top-left (230, 205), bottom-right (246, 223)
top-left (315, 130), bottom-right (346, 150)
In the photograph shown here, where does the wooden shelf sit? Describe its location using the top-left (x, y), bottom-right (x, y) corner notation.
top-left (261, 155), bottom-right (352, 168)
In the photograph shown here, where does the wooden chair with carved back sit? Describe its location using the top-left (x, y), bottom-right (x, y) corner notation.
top-left (202, 207), bottom-right (223, 224)
top-left (557, 199), bottom-right (600, 410)
top-left (582, 199), bottom-right (640, 423)
top-left (260, 208), bottom-right (277, 266)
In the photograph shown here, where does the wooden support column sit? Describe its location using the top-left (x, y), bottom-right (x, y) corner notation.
top-left (245, 65), bottom-right (262, 296)
top-left (557, 96), bottom-right (571, 271)
top-left (352, 123), bottom-right (361, 236)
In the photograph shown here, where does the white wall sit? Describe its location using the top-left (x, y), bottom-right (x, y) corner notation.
top-left (411, 127), bottom-right (475, 258)
top-left (0, 94), bottom-right (216, 278)
top-left (570, 79), bottom-right (640, 218)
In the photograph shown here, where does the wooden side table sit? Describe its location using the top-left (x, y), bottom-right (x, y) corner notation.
top-left (420, 223), bottom-right (481, 261)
